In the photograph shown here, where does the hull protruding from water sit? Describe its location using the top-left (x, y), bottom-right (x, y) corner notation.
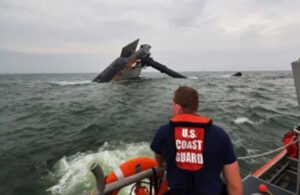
top-left (92, 39), bottom-right (185, 83)
top-left (93, 39), bottom-right (149, 82)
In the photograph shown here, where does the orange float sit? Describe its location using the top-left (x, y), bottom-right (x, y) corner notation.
top-left (105, 157), bottom-right (159, 195)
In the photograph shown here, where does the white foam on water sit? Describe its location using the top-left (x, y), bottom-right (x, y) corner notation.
top-left (221, 74), bottom-right (231, 78)
top-left (188, 76), bottom-right (198, 79)
top-left (53, 80), bottom-right (92, 86)
top-left (47, 142), bottom-right (152, 195)
top-left (234, 117), bottom-right (255, 125)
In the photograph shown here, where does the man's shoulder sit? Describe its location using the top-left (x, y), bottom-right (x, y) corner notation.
top-left (150, 122), bottom-right (173, 153)
top-left (159, 122), bottom-right (173, 129)
top-left (210, 124), bottom-right (226, 133)
top-left (156, 122), bottom-right (173, 134)
top-left (209, 124), bottom-right (231, 139)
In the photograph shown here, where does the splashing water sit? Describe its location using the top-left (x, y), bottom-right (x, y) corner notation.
top-left (47, 142), bottom-right (153, 195)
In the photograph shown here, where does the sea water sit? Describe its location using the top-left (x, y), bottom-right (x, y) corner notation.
top-left (0, 71), bottom-right (299, 195)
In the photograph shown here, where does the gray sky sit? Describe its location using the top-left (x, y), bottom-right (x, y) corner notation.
top-left (0, 0), bottom-right (300, 73)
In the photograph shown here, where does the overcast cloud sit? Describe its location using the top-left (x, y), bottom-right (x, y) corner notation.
top-left (0, 0), bottom-right (299, 73)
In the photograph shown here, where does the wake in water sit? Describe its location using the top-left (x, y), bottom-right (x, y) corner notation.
top-left (47, 142), bottom-right (152, 195)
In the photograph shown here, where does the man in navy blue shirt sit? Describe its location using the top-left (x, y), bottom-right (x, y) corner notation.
top-left (150, 86), bottom-right (242, 195)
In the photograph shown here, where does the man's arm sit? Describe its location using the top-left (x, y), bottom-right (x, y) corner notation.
top-left (154, 153), bottom-right (165, 168)
top-left (223, 161), bottom-right (243, 195)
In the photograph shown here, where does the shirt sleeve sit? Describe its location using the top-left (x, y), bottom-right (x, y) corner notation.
top-left (150, 124), bottom-right (168, 154)
top-left (220, 128), bottom-right (237, 164)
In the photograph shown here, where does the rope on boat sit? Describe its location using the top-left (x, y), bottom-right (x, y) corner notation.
top-left (238, 138), bottom-right (299, 160)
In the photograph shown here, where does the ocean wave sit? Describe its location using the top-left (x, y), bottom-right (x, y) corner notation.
top-left (47, 142), bottom-right (152, 195)
top-left (248, 91), bottom-right (272, 100)
top-left (78, 124), bottom-right (102, 135)
top-left (220, 74), bottom-right (231, 78)
top-left (188, 76), bottom-right (198, 79)
top-left (234, 117), bottom-right (255, 125)
top-left (50, 80), bottom-right (92, 86)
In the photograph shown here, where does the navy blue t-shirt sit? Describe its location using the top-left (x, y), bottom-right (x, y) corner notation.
top-left (150, 122), bottom-right (237, 195)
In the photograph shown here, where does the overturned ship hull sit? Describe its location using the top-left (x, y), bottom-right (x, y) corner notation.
top-left (93, 39), bottom-right (185, 83)
top-left (116, 63), bottom-right (143, 81)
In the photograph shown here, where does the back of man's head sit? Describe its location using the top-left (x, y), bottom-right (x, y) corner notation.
top-left (173, 86), bottom-right (199, 113)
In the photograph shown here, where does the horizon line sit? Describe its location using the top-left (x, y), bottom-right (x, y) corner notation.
top-left (0, 70), bottom-right (292, 75)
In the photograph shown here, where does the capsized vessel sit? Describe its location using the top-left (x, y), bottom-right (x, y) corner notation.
top-left (92, 39), bottom-right (186, 83)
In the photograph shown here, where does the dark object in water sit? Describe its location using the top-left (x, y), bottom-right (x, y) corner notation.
top-left (232, 72), bottom-right (242, 77)
top-left (93, 39), bottom-right (186, 83)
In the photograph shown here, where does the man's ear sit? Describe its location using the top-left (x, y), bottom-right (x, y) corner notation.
top-left (174, 103), bottom-right (183, 114)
